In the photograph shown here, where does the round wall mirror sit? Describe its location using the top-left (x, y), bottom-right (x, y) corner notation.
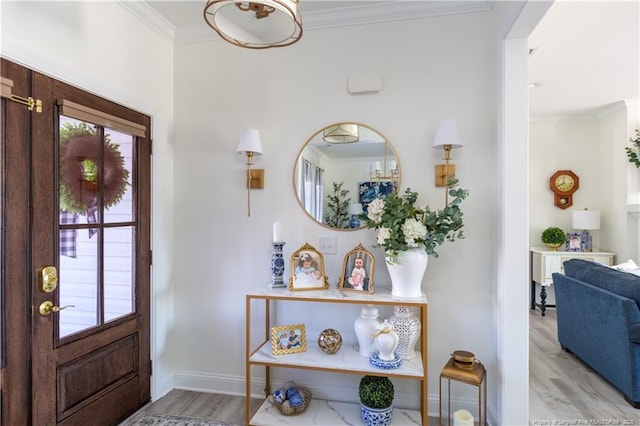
top-left (293, 122), bottom-right (401, 230)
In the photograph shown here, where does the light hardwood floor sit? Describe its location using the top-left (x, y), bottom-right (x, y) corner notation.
top-left (122, 309), bottom-right (639, 425)
top-left (529, 308), bottom-right (639, 423)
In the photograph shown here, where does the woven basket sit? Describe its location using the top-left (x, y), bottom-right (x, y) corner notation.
top-left (273, 386), bottom-right (312, 416)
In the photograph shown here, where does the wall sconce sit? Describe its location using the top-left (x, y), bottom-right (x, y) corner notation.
top-left (572, 208), bottom-right (600, 252)
top-left (433, 119), bottom-right (463, 204)
top-left (237, 128), bottom-right (264, 216)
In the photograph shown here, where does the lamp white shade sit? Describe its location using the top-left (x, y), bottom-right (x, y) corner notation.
top-left (203, 0), bottom-right (302, 49)
top-left (572, 209), bottom-right (600, 230)
top-left (433, 118), bottom-right (463, 149)
top-left (348, 203), bottom-right (363, 215)
top-left (388, 160), bottom-right (397, 172)
top-left (237, 129), bottom-right (263, 155)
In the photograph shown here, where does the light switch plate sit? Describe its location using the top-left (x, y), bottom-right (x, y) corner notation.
top-left (319, 236), bottom-right (337, 254)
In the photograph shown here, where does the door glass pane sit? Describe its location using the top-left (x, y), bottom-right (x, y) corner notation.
top-left (103, 129), bottom-right (133, 223)
top-left (104, 226), bottom-right (134, 322)
top-left (58, 227), bottom-right (99, 337)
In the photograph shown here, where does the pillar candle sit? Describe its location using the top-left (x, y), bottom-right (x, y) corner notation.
top-left (273, 221), bottom-right (282, 242)
top-left (453, 409), bottom-right (474, 426)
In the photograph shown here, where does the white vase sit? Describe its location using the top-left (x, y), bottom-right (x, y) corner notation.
top-left (354, 305), bottom-right (382, 357)
top-left (386, 248), bottom-right (428, 298)
top-left (373, 319), bottom-right (398, 361)
top-left (388, 306), bottom-right (421, 360)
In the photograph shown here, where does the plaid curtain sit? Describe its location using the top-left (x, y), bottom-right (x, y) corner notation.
top-left (59, 203), bottom-right (98, 258)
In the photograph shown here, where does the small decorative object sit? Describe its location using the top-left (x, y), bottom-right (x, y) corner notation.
top-left (453, 409), bottom-right (474, 426)
top-left (348, 203), bottom-right (363, 228)
top-left (324, 181), bottom-right (352, 229)
top-left (270, 380), bottom-right (312, 416)
top-left (369, 352), bottom-right (402, 370)
top-left (388, 306), bottom-right (421, 360)
top-left (541, 226), bottom-right (566, 251)
top-left (289, 243), bottom-right (329, 291)
top-left (452, 350), bottom-right (477, 370)
top-left (566, 232), bottom-right (587, 252)
top-left (359, 375), bottom-right (394, 426)
top-left (271, 242), bottom-right (286, 288)
top-left (549, 170), bottom-right (579, 209)
top-left (59, 122), bottom-right (130, 215)
top-left (372, 319), bottom-right (398, 362)
top-left (317, 328), bottom-right (342, 354)
top-left (625, 129), bottom-right (640, 167)
top-left (359, 185), bottom-right (468, 297)
top-left (354, 305), bottom-right (382, 357)
top-left (271, 324), bottom-right (307, 355)
top-left (339, 244), bottom-right (375, 294)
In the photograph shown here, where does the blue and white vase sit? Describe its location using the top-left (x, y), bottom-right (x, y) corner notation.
top-left (271, 242), bottom-right (286, 288)
top-left (360, 404), bottom-right (392, 426)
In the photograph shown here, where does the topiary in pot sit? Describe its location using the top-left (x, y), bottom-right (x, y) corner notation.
top-left (541, 226), bottom-right (566, 251)
top-left (359, 375), bottom-right (394, 426)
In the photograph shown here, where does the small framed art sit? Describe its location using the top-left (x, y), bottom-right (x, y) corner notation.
top-left (289, 243), bottom-right (329, 291)
top-left (271, 324), bottom-right (307, 355)
top-left (566, 232), bottom-right (586, 252)
top-left (338, 243), bottom-right (375, 294)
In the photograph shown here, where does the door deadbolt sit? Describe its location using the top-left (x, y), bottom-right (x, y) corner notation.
top-left (37, 266), bottom-right (58, 293)
top-left (38, 301), bottom-right (75, 316)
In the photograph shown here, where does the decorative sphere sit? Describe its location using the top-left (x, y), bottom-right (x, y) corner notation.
top-left (272, 387), bottom-right (286, 404)
top-left (318, 328), bottom-right (343, 354)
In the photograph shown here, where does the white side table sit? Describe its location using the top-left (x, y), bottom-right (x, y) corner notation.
top-left (530, 247), bottom-right (615, 316)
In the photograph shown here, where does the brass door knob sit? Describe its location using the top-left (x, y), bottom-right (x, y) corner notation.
top-left (38, 301), bottom-right (75, 316)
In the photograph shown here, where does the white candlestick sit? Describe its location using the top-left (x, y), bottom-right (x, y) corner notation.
top-left (453, 409), bottom-right (474, 426)
top-left (273, 221), bottom-right (282, 242)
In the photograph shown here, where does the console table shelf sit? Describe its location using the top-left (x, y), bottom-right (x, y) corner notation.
top-left (245, 286), bottom-right (428, 426)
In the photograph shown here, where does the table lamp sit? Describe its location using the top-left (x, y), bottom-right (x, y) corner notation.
top-left (572, 209), bottom-right (600, 252)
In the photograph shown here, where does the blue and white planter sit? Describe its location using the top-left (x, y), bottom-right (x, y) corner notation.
top-left (360, 403), bottom-right (392, 426)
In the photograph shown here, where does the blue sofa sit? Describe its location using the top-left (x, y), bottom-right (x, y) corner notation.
top-left (552, 259), bottom-right (640, 408)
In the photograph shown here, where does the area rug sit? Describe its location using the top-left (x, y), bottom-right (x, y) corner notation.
top-left (120, 413), bottom-right (241, 426)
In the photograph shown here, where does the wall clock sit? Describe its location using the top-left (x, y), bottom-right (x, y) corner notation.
top-left (549, 170), bottom-right (579, 209)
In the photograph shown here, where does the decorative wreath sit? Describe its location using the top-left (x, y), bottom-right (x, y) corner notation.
top-left (59, 122), bottom-right (130, 214)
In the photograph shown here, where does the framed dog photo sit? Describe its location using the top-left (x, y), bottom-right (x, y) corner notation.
top-left (289, 243), bottom-right (329, 291)
top-left (338, 243), bottom-right (375, 294)
top-left (271, 324), bottom-right (307, 355)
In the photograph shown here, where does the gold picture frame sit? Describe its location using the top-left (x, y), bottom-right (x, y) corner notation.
top-left (338, 243), bottom-right (375, 294)
top-left (289, 243), bottom-right (329, 291)
top-left (271, 324), bottom-right (307, 355)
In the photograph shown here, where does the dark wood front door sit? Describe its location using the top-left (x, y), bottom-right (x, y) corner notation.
top-left (1, 58), bottom-right (151, 425)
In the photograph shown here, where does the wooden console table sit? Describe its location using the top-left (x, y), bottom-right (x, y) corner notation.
top-left (530, 247), bottom-right (614, 316)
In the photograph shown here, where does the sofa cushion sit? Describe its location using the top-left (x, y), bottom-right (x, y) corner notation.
top-left (631, 323), bottom-right (640, 344)
top-left (563, 259), bottom-right (640, 306)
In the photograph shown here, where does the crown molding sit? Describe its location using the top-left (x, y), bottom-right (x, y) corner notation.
top-left (116, 0), bottom-right (175, 43)
top-left (125, 1), bottom-right (493, 45)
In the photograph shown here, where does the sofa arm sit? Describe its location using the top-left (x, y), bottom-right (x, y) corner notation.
top-left (630, 323), bottom-right (640, 344)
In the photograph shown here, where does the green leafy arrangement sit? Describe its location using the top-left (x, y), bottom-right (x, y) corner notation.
top-left (625, 129), bottom-right (640, 168)
top-left (59, 122), bottom-right (130, 214)
top-left (359, 375), bottom-right (394, 409)
top-left (324, 181), bottom-right (351, 229)
top-left (541, 226), bottom-right (566, 245)
top-left (360, 181), bottom-right (468, 261)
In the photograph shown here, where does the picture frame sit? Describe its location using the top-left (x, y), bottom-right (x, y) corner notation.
top-left (271, 324), bottom-right (307, 355)
top-left (289, 243), bottom-right (329, 291)
top-left (566, 232), bottom-right (587, 252)
top-left (358, 181), bottom-right (395, 214)
top-left (338, 243), bottom-right (375, 294)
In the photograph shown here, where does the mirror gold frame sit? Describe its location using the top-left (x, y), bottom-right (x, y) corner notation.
top-left (292, 122), bottom-right (401, 231)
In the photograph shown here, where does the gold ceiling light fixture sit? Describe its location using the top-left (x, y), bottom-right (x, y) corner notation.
top-left (203, 0), bottom-right (303, 49)
top-left (323, 124), bottom-right (359, 144)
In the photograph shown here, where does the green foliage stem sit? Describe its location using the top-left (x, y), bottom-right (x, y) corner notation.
top-left (625, 129), bottom-right (640, 167)
top-left (324, 181), bottom-right (351, 229)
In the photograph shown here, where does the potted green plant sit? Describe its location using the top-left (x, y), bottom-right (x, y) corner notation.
top-left (358, 375), bottom-right (394, 426)
top-left (324, 181), bottom-right (351, 229)
top-left (541, 226), bottom-right (566, 251)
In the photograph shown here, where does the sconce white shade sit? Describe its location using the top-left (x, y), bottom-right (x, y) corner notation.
top-left (373, 161), bottom-right (382, 172)
top-left (237, 128), bottom-right (263, 155)
top-left (347, 203), bottom-right (363, 215)
top-left (572, 209), bottom-right (600, 230)
top-left (433, 118), bottom-right (463, 149)
top-left (203, 0), bottom-right (303, 49)
top-left (388, 160), bottom-right (397, 172)
top-left (323, 124), bottom-right (359, 143)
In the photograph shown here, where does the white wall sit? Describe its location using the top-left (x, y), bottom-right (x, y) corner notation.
top-left (0, 0), bottom-right (176, 399)
top-left (172, 11), bottom-right (499, 417)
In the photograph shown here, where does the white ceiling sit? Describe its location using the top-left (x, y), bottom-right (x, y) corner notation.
top-left (142, 0), bottom-right (639, 118)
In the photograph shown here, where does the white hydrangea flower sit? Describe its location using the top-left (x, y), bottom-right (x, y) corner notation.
top-left (367, 198), bottom-right (385, 223)
top-left (377, 227), bottom-right (391, 245)
top-left (402, 218), bottom-right (427, 246)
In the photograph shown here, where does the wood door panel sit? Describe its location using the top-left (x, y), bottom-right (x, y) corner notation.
top-left (58, 334), bottom-right (138, 417)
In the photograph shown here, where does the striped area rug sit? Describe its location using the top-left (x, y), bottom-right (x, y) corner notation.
top-left (120, 413), bottom-right (240, 426)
